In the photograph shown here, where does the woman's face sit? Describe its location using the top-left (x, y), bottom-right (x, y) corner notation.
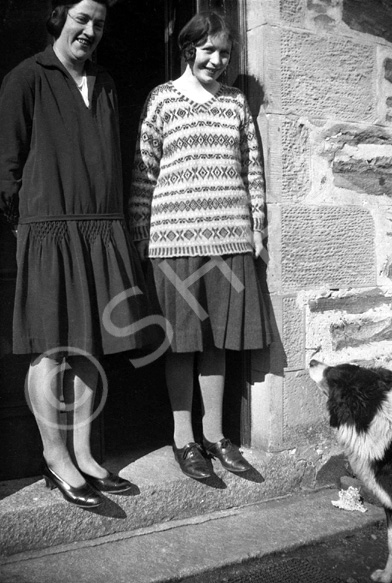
top-left (54, 0), bottom-right (107, 65)
top-left (192, 33), bottom-right (232, 86)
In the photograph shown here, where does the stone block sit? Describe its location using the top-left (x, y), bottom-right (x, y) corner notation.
top-left (246, 0), bottom-right (269, 28)
top-left (281, 119), bottom-right (311, 202)
top-left (309, 287), bottom-right (392, 314)
top-left (334, 163), bottom-right (392, 196)
top-left (304, 0), bottom-right (343, 33)
top-left (377, 47), bottom-right (392, 126)
top-left (247, 25), bottom-right (282, 115)
top-left (282, 296), bottom-right (305, 370)
top-left (304, 288), bottom-right (392, 365)
top-left (280, 0), bottom-right (305, 26)
top-left (246, 0), bottom-right (266, 30)
top-left (331, 315), bottom-right (392, 350)
top-left (373, 209), bottom-right (392, 287)
top-left (1, 445), bottom-right (323, 556)
top-left (280, 29), bottom-right (375, 121)
top-left (332, 149), bottom-right (392, 198)
top-left (265, 204), bottom-right (282, 294)
top-left (316, 123), bottom-right (392, 199)
top-left (251, 372), bottom-right (284, 451)
top-left (281, 205), bottom-right (376, 292)
top-left (257, 114), bottom-right (283, 203)
top-left (283, 369), bottom-right (331, 447)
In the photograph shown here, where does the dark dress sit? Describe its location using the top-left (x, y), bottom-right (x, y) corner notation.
top-left (0, 46), bottom-right (151, 355)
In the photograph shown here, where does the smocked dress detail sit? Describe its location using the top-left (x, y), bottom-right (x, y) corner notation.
top-left (0, 46), bottom-right (151, 355)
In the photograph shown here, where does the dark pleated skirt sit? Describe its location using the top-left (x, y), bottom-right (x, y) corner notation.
top-left (148, 254), bottom-right (272, 353)
top-left (13, 220), bottom-right (154, 356)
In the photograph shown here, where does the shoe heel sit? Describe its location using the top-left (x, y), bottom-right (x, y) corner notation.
top-left (43, 476), bottom-right (56, 490)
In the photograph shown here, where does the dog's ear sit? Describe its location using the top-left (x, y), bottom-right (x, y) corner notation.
top-left (324, 364), bottom-right (359, 386)
top-left (375, 367), bottom-right (392, 385)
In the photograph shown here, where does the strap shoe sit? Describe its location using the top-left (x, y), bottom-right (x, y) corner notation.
top-left (80, 470), bottom-right (133, 493)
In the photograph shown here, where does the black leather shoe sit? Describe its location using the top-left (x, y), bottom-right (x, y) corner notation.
top-left (80, 470), bottom-right (133, 493)
top-left (203, 437), bottom-right (251, 473)
top-left (173, 442), bottom-right (212, 479)
top-left (42, 462), bottom-right (103, 508)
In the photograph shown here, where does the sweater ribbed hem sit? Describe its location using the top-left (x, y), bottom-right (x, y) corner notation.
top-left (148, 241), bottom-right (252, 258)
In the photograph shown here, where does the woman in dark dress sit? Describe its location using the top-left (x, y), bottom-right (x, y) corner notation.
top-left (0, 0), bottom-right (151, 507)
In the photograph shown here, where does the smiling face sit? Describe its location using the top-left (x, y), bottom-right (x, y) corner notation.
top-left (54, 0), bottom-right (106, 66)
top-left (192, 33), bottom-right (232, 87)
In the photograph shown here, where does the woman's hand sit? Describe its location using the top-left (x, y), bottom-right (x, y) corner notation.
top-left (136, 239), bottom-right (149, 261)
top-left (252, 231), bottom-right (263, 258)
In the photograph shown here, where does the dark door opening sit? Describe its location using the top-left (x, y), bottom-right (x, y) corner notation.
top-left (0, 0), bottom-right (248, 480)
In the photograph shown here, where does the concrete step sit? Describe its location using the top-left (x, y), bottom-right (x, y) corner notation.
top-left (0, 444), bottom-right (323, 557)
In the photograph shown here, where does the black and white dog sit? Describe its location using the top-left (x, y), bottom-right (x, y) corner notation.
top-left (309, 359), bottom-right (392, 583)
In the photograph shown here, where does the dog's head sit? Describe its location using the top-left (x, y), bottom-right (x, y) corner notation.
top-left (309, 359), bottom-right (392, 432)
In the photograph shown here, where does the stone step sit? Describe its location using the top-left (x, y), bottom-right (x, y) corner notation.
top-left (0, 444), bottom-right (316, 556)
top-left (0, 489), bottom-right (386, 583)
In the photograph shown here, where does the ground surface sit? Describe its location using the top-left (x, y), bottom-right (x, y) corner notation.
top-left (179, 522), bottom-right (387, 583)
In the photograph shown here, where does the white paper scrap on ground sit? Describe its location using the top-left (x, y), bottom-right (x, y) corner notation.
top-left (331, 486), bottom-right (367, 513)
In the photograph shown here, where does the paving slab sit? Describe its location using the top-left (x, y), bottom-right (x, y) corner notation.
top-left (0, 489), bottom-right (385, 583)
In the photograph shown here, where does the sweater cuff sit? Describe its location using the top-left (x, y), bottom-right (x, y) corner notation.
top-left (252, 215), bottom-right (265, 232)
top-left (129, 224), bottom-right (150, 242)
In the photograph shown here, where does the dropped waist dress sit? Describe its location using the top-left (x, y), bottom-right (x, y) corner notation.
top-left (0, 46), bottom-right (151, 356)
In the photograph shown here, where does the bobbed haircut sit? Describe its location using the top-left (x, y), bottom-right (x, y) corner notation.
top-left (178, 12), bottom-right (235, 62)
top-left (46, 0), bottom-right (109, 39)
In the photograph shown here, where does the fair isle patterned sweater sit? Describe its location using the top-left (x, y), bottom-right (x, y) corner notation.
top-left (129, 81), bottom-right (265, 258)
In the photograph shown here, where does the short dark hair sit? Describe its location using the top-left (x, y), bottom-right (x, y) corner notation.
top-left (178, 12), bottom-right (235, 62)
top-left (46, 0), bottom-right (109, 39)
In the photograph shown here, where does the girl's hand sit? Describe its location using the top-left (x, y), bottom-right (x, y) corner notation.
top-left (252, 231), bottom-right (263, 258)
top-left (136, 240), bottom-right (149, 261)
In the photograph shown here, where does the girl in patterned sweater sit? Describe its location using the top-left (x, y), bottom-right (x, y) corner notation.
top-left (130, 12), bottom-right (271, 479)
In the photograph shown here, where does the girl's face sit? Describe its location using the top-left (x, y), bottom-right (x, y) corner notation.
top-left (192, 34), bottom-right (232, 86)
top-left (54, 0), bottom-right (106, 65)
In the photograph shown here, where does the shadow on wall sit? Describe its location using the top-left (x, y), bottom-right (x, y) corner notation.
top-left (234, 74), bottom-right (287, 382)
top-left (234, 73), bottom-right (266, 117)
top-left (252, 254), bottom-right (287, 382)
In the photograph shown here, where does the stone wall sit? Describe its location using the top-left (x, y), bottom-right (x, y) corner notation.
top-left (246, 0), bottom-right (392, 473)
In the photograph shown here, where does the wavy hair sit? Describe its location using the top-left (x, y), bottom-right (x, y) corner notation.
top-left (178, 12), bottom-right (235, 63)
top-left (46, 0), bottom-right (109, 39)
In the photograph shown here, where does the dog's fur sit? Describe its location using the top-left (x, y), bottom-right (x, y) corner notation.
top-left (309, 359), bottom-right (392, 583)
